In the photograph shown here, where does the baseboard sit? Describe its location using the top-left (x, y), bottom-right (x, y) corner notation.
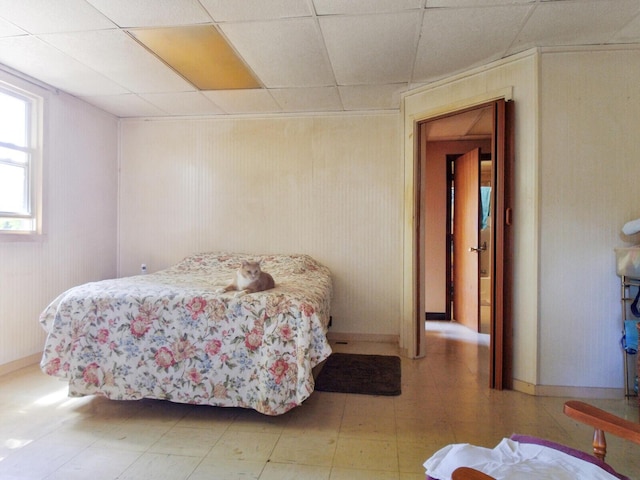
top-left (0, 353), bottom-right (41, 377)
top-left (326, 332), bottom-right (399, 344)
top-left (426, 312), bottom-right (447, 320)
top-left (513, 378), bottom-right (624, 399)
top-left (512, 379), bottom-right (537, 395)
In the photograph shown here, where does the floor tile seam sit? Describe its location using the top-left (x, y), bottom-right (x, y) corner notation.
top-left (197, 418), bottom-right (237, 455)
top-left (537, 400), bottom-right (581, 445)
top-left (24, 420), bottom-right (109, 455)
top-left (338, 422), bottom-right (398, 437)
top-left (204, 429), bottom-right (281, 462)
top-left (335, 434), bottom-right (399, 446)
top-left (107, 417), bottom-right (194, 459)
top-left (6, 423), bottom-right (69, 456)
top-left (322, 397), bottom-right (346, 469)
top-left (265, 456), bottom-right (336, 468)
top-left (327, 465), bottom-right (405, 479)
top-left (340, 412), bottom-right (397, 424)
top-left (445, 417), bottom-right (513, 431)
top-left (127, 450), bottom-right (211, 479)
top-left (185, 450), bottom-right (245, 480)
top-left (337, 433), bottom-right (398, 443)
top-left (146, 444), bottom-right (219, 458)
top-left (275, 431), bottom-right (339, 440)
top-left (258, 462), bottom-right (333, 479)
top-left (316, 416), bottom-right (341, 467)
top-left (45, 441), bottom-right (129, 479)
top-left (329, 462), bottom-right (400, 474)
top-left (394, 412), bottom-right (404, 477)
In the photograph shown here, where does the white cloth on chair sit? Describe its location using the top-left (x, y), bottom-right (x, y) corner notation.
top-left (622, 218), bottom-right (640, 236)
top-left (424, 438), bottom-right (622, 480)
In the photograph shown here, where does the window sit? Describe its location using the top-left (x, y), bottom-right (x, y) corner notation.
top-left (0, 82), bottom-right (42, 235)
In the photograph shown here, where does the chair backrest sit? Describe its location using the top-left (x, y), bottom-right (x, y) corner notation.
top-left (563, 400), bottom-right (640, 461)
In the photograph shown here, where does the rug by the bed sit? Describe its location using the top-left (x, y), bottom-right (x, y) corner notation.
top-left (314, 353), bottom-right (401, 396)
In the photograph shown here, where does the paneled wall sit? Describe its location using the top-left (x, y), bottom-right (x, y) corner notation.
top-left (118, 114), bottom-right (402, 338)
top-left (538, 47), bottom-right (640, 389)
top-left (0, 72), bottom-right (118, 372)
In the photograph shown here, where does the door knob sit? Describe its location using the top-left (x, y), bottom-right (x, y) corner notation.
top-left (469, 242), bottom-right (487, 253)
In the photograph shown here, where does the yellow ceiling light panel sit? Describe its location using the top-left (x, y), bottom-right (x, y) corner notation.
top-left (129, 25), bottom-right (261, 90)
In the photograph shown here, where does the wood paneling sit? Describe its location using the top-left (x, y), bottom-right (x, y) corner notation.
top-left (538, 48), bottom-right (640, 388)
top-left (118, 113), bottom-right (402, 337)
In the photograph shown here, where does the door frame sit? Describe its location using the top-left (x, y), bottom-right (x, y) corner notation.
top-left (411, 99), bottom-right (514, 390)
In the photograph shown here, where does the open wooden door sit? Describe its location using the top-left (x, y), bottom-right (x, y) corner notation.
top-left (491, 99), bottom-right (514, 390)
top-left (453, 148), bottom-right (481, 332)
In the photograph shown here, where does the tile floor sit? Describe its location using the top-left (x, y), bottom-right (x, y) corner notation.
top-left (1, 321), bottom-right (639, 479)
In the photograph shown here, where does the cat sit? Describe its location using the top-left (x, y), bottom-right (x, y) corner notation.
top-left (219, 260), bottom-right (275, 297)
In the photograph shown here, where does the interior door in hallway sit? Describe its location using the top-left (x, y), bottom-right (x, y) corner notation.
top-left (453, 148), bottom-right (481, 332)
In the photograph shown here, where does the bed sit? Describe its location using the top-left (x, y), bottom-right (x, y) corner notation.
top-left (39, 252), bottom-right (333, 416)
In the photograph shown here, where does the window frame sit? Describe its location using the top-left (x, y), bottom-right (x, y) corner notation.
top-left (0, 80), bottom-right (44, 240)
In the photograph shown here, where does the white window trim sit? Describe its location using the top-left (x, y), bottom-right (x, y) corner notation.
top-left (0, 79), bottom-right (44, 241)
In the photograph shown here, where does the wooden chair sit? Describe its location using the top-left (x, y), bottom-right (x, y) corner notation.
top-left (450, 400), bottom-right (640, 480)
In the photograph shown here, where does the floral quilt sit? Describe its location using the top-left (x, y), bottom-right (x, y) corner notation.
top-left (39, 253), bottom-right (332, 415)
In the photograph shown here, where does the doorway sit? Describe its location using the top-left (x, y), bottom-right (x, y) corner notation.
top-left (416, 99), bottom-right (514, 390)
top-left (446, 150), bottom-right (493, 334)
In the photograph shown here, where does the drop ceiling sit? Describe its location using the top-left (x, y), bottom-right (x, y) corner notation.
top-left (0, 0), bottom-right (638, 118)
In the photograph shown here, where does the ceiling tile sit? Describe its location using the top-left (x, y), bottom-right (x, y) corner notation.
top-left (0, 17), bottom-right (27, 37)
top-left (414, 6), bottom-right (531, 82)
top-left (140, 92), bottom-right (225, 115)
top-left (40, 29), bottom-right (194, 93)
top-left (509, 0), bottom-right (640, 53)
top-left (313, 0), bottom-right (425, 15)
top-left (339, 84), bottom-right (406, 110)
top-left (320, 11), bottom-right (422, 85)
top-left (0, 36), bottom-right (128, 96)
top-left (202, 89), bottom-right (281, 114)
top-left (80, 94), bottom-right (166, 117)
top-left (612, 15), bottom-right (640, 43)
top-left (426, 0), bottom-right (533, 6)
top-left (85, 0), bottom-right (212, 28)
top-left (270, 87), bottom-right (343, 112)
top-left (0, 0), bottom-right (636, 117)
top-left (199, 0), bottom-right (312, 21)
top-left (220, 18), bottom-right (335, 88)
top-left (423, 107), bottom-right (492, 140)
top-left (0, 0), bottom-right (115, 34)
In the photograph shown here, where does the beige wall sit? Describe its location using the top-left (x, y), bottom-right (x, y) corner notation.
top-left (118, 114), bottom-right (402, 338)
top-left (0, 72), bottom-right (118, 372)
top-left (538, 46), bottom-right (640, 390)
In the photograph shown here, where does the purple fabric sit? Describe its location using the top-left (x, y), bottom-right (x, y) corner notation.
top-left (425, 435), bottom-right (629, 480)
top-left (510, 434), bottom-right (629, 480)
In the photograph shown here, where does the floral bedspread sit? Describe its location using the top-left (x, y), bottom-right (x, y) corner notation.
top-left (39, 253), bottom-right (332, 415)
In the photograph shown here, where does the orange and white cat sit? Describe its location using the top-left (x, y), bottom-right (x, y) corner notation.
top-left (219, 260), bottom-right (275, 297)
